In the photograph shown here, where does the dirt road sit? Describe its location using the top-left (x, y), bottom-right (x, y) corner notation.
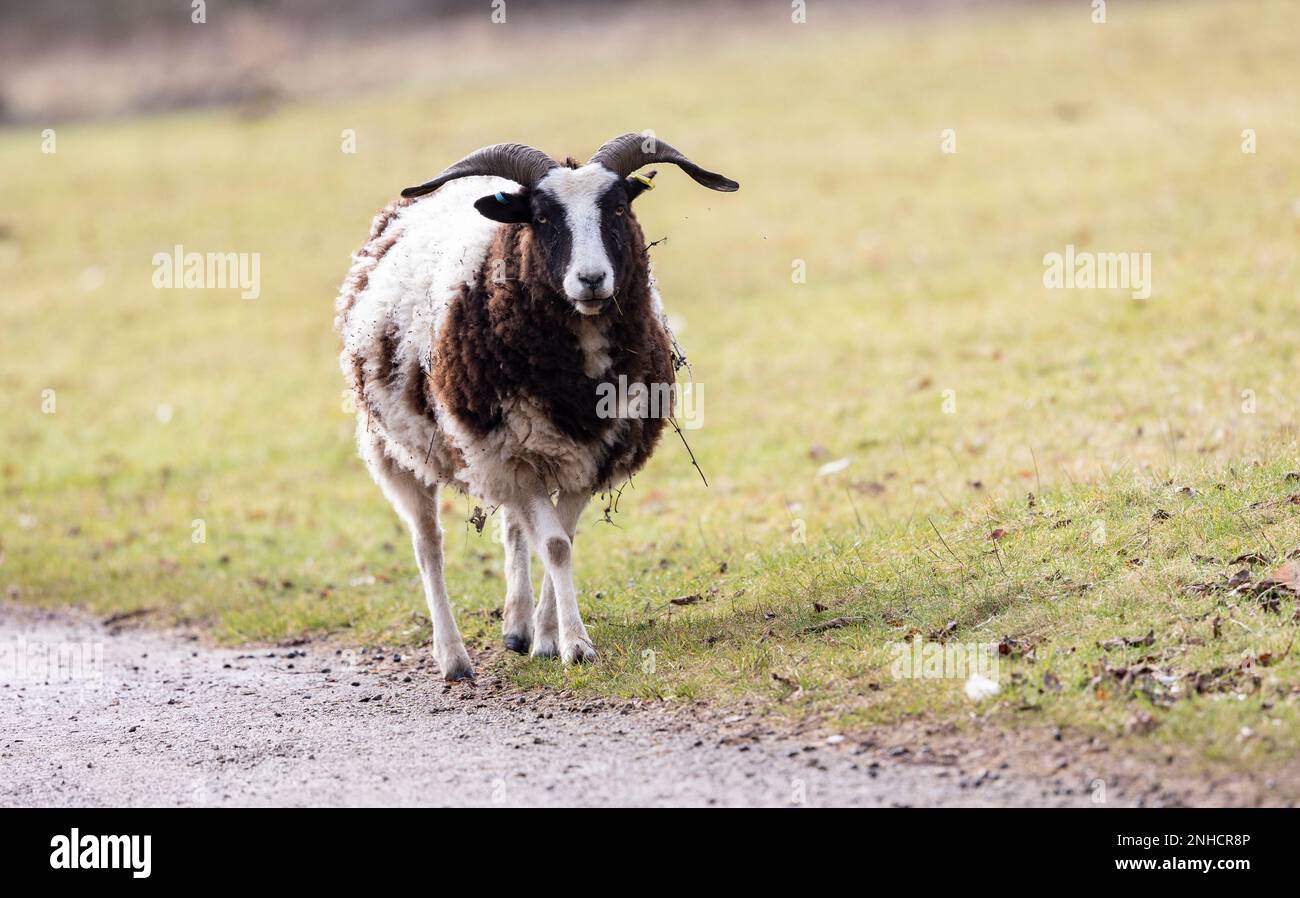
top-left (0, 606), bottom-right (1271, 807)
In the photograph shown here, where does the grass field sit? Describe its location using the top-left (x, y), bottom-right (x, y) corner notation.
top-left (5, 0), bottom-right (1300, 766)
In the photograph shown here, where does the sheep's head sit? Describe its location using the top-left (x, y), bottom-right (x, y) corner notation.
top-left (401, 134), bottom-right (739, 316)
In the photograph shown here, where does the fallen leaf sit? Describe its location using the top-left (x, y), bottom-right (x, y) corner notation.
top-left (798, 615), bottom-right (865, 634)
top-left (1265, 559), bottom-right (1300, 592)
top-left (999, 636), bottom-right (1032, 657)
top-left (930, 620), bottom-right (958, 641)
top-left (1230, 551), bottom-right (1269, 565)
top-left (1100, 629), bottom-right (1155, 651)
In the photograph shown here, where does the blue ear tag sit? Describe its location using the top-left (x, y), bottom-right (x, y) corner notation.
top-left (494, 191), bottom-right (508, 204)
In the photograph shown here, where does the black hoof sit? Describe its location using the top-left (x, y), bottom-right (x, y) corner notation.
top-left (504, 633), bottom-right (531, 655)
top-left (443, 664), bottom-right (476, 682)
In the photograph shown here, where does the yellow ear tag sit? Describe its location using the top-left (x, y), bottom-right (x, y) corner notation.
top-left (632, 173), bottom-right (656, 191)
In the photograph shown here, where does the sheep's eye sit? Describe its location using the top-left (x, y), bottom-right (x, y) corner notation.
top-left (614, 205), bottom-right (626, 216)
top-left (535, 214), bottom-right (548, 224)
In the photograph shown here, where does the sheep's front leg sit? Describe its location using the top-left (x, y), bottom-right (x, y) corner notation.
top-left (500, 507), bottom-right (534, 654)
top-left (512, 485), bottom-right (593, 664)
top-left (529, 491), bottom-right (589, 660)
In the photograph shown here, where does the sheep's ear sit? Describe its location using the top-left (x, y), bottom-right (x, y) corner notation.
top-left (625, 170), bottom-right (657, 203)
top-left (473, 189), bottom-right (532, 224)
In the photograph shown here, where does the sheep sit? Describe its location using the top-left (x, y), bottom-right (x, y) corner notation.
top-left (335, 134), bottom-right (739, 680)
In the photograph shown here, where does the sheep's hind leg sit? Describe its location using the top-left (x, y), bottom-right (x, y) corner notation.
top-left (530, 491), bottom-right (588, 660)
top-left (367, 449), bottom-right (474, 681)
top-left (531, 576), bottom-right (559, 660)
top-left (500, 507), bottom-right (533, 654)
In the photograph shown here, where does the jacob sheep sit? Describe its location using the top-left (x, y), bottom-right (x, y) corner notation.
top-left (335, 133), bottom-right (739, 680)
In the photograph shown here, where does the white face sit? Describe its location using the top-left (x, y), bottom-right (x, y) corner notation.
top-left (534, 165), bottom-right (619, 313)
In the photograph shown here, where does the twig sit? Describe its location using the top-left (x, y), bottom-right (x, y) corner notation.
top-left (1225, 616), bottom-right (1257, 635)
top-left (669, 416), bottom-right (708, 487)
top-left (663, 313), bottom-right (693, 380)
top-left (926, 515), bottom-right (967, 573)
top-left (845, 488), bottom-right (867, 534)
top-left (990, 542), bottom-right (1009, 579)
top-left (598, 480), bottom-right (628, 527)
top-left (1233, 509), bottom-right (1279, 558)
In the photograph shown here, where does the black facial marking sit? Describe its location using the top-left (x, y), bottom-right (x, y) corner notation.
top-left (529, 191), bottom-right (573, 294)
top-left (596, 184), bottom-right (632, 292)
top-left (474, 173), bottom-right (644, 304)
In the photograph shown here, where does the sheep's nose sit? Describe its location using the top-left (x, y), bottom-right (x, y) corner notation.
top-left (577, 271), bottom-right (607, 290)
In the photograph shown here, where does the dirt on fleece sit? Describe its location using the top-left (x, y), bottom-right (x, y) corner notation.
top-left (0, 605), bottom-right (1287, 807)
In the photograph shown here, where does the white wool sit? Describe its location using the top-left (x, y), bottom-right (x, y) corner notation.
top-left (337, 172), bottom-right (649, 504)
top-left (339, 176), bottom-right (511, 493)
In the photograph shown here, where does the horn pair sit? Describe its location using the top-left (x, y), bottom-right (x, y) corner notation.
top-left (400, 133), bottom-right (739, 199)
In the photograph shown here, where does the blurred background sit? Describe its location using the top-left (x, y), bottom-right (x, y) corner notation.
top-left (0, 0), bottom-right (993, 123)
top-left (4, 0), bottom-right (1300, 757)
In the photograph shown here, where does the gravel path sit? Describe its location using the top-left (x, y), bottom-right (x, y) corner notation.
top-left (0, 606), bottom-right (1258, 807)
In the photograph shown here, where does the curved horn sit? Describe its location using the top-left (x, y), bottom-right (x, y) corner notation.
top-left (587, 133), bottom-right (739, 192)
top-left (400, 143), bottom-right (558, 199)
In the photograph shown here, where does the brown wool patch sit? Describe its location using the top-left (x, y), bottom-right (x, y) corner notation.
top-left (377, 321), bottom-right (401, 388)
top-left (432, 215), bottom-right (672, 488)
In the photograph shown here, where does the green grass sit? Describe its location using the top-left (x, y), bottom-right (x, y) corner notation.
top-left (5, 0), bottom-right (1300, 765)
